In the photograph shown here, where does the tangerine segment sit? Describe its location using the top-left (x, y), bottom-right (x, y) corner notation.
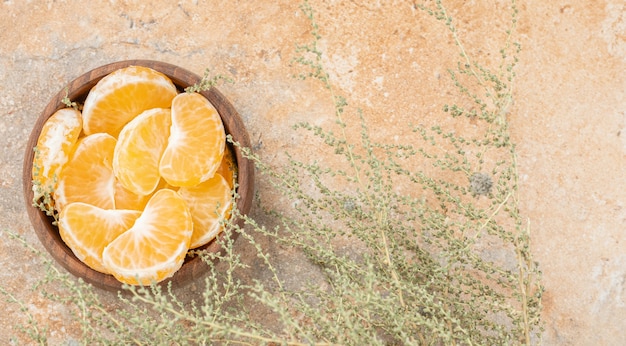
top-left (58, 203), bottom-right (141, 274)
top-left (113, 108), bottom-right (171, 196)
top-left (102, 189), bottom-right (193, 285)
top-left (32, 108), bottom-right (82, 202)
top-left (159, 92), bottom-right (225, 187)
top-left (54, 133), bottom-right (117, 212)
top-left (81, 66), bottom-right (178, 137)
top-left (178, 173), bottom-right (233, 249)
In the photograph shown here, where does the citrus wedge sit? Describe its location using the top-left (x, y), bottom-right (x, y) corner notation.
top-left (81, 66), bottom-right (178, 137)
top-left (159, 92), bottom-right (225, 187)
top-left (102, 188), bottom-right (193, 285)
top-left (58, 202), bottom-right (141, 274)
top-left (32, 108), bottom-right (82, 203)
top-left (54, 133), bottom-right (117, 212)
top-left (113, 108), bottom-right (171, 196)
top-left (178, 173), bottom-right (233, 249)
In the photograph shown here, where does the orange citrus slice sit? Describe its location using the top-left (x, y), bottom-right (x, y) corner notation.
top-left (113, 108), bottom-right (171, 196)
top-left (101, 188), bottom-right (193, 285)
top-left (58, 202), bottom-right (141, 274)
top-left (32, 108), bottom-right (82, 203)
top-left (81, 66), bottom-right (178, 137)
top-left (178, 173), bottom-right (233, 249)
top-left (159, 92), bottom-right (225, 187)
top-left (54, 133), bottom-right (117, 212)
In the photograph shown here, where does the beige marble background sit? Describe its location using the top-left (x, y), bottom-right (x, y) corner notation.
top-left (0, 0), bottom-right (624, 344)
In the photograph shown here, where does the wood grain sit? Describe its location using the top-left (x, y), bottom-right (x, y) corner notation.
top-left (22, 60), bottom-right (255, 291)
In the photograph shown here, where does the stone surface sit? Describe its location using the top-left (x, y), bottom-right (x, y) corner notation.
top-left (0, 0), bottom-right (624, 344)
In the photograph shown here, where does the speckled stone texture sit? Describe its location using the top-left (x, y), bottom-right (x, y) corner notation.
top-left (0, 0), bottom-right (624, 344)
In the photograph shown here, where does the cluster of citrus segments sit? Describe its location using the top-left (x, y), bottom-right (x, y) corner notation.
top-left (31, 66), bottom-right (236, 285)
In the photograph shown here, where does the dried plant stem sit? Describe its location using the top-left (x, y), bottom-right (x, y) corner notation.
top-left (476, 190), bottom-right (513, 239)
top-left (516, 221), bottom-right (532, 345)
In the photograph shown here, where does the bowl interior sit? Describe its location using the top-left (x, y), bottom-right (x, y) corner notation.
top-left (22, 60), bottom-right (254, 291)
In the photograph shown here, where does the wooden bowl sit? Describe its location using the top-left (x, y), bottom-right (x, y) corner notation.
top-left (22, 60), bottom-right (255, 291)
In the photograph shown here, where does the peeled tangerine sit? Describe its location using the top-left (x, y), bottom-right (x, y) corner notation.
top-left (58, 203), bottom-right (141, 274)
top-left (102, 189), bottom-right (193, 285)
top-left (113, 108), bottom-right (171, 196)
top-left (32, 108), bottom-right (82, 204)
top-left (81, 66), bottom-right (178, 137)
top-left (159, 92), bottom-right (225, 187)
top-left (178, 173), bottom-right (233, 249)
top-left (54, 133), bottom-right (117, 212)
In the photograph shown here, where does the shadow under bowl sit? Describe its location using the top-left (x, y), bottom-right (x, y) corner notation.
top-left (22, 60), bottom-right (255, 291)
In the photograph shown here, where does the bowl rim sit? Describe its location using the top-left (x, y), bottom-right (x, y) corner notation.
top-left (22, 59), bottom-right (255, 291)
